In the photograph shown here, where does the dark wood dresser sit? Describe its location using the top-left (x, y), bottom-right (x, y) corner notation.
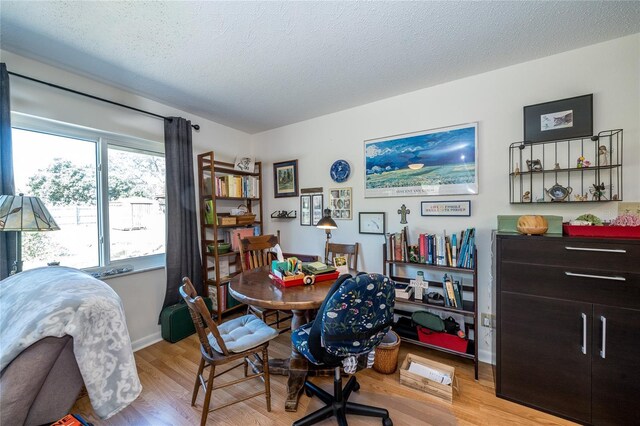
top-left (495, 233), bottom-right (640, 425)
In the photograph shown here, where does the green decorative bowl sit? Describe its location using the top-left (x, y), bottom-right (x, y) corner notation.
top-left (208, 242), bottom-right (231, 254)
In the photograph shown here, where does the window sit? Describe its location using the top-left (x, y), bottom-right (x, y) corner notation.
top-left (12, 114), bottom-right (165, 273)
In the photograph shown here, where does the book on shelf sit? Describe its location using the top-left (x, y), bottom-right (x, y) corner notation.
top-left (387, 226), bottom-right (475, 269)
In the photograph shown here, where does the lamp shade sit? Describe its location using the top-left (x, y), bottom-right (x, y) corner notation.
top-left (0, 194), bottom-right (60, 231)
top-left (316, 208), bottom-right (337, 230)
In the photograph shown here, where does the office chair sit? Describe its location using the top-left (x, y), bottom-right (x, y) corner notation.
top-left (291, 273), bottom-right (395, 426)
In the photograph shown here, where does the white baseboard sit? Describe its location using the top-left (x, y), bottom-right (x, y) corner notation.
top-left (478, 348), bottom-right (495, 365)
top-left (131, 332), bottom-right (163, 352)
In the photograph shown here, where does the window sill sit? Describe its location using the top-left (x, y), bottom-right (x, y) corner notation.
top-left (84, 254), bottom-right (165, 280)
top-left (94, 264), bottom-right (165, 281)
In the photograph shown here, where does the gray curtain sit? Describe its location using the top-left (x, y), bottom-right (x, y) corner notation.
top-left (161, 117), bottom-right (203, 314)
top-left (0, 63), bottom-right (16, 280)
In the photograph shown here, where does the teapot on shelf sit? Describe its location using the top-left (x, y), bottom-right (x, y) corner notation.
top-left (545, 183), bottom-right (572, 202)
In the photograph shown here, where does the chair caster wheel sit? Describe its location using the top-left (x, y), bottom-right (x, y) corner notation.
top-left (353, 381), bottom-right (360, 392)
top-left (382, 417), bottom-right (393, 426)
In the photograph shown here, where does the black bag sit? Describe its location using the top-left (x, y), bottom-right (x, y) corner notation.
top-left (443, 316), bottom-right (460, 335)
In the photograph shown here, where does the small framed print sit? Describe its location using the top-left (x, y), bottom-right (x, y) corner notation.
top-left (523, 94), bottom-right (593, 143)
top-left (359, 212), bottom-right (386, 235)
top-left (329, 187), bottom-right (352, 220)
top-left (420, 200), bottom-right (471, 217)
top-left (333, 256), bottom-right (349, 274)
top-left (311, 194), bottom-right (324, 226)
top-left (273, 159), bottom-right (299, 197)
top-left (300, 195), bottom-right (311, 226)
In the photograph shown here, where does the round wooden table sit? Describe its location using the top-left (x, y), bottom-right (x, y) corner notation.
top-left (229, 266), bottom-right (341, 412)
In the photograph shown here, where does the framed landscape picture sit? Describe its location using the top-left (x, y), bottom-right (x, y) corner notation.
top-left (273, 160), bottom-right (298, 198)
top-left (364, 123), bottom-right (478, 197)
top-left (523, 94), bottom-right (593, 143)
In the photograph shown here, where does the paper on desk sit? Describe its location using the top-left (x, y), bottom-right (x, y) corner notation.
top-left (408, 362), bottom-right (452, 385)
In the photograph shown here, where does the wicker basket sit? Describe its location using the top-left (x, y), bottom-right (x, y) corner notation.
top-left (236, 213), bottom-right (256, 225)
top-left (373, 330), bottom-right (401, 374)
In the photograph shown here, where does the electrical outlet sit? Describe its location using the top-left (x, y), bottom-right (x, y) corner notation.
top-left (481, 313), bottom-right (496, 329)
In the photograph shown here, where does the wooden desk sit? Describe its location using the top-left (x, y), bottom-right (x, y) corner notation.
top-left (228, 266), bottom-right (339, 412)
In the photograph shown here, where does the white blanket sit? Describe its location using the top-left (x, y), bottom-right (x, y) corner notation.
top-left (0, 267), bottom-right (142, 419)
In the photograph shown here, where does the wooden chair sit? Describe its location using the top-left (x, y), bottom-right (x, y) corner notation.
top-left (325, 242), bottom-right (359, 272)
top-left (179, 278), bottom-right (277, 426)
top-left (238, 234), bottom-right (293, 332)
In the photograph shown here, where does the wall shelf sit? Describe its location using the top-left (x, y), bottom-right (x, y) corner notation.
top-left (509, 129), bottom-right (622, 204)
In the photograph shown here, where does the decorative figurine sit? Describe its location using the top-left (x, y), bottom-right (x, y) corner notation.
top-left (526, 159), bottom-right (543, 172)
top-left (545, 183), bottom-right (573, 202)
top-left (514, 162), bottom-right (520, 176)
top-left (522, 191), bottom-right (531, 202)
top-left (612, 194), bottom-right (619, 201)
top-left (554, 162), bottom-right (561, 170)
top-left (598, 145), bottom-right (609, 166)
top-left (397, 204), bottom-right (410, 224)
top-left (590, 182), bottom-right (606, 201)
top-left (574, 193), bottom-right (588, 202)
top-left (577, 156), bottom-right (585, 168)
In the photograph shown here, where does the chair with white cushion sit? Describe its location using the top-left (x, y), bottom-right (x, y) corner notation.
top-left (179, 277), bottom-right (278, 426)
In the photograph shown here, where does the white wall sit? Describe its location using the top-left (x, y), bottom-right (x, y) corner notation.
top-left (255, 34), bottom-right (640, 363)
top-left (2, 49), bottom-right (253, 350)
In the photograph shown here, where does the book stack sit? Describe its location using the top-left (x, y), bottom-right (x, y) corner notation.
top-left (442, 274), bottom-right (463, 309)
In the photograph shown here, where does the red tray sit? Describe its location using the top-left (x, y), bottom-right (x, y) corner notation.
top-left (271, 270), bottom-right (340, 288)
top-left (563, 224), bottom-right (640, 238)
top-left (417, 326), bottom-right (468, 353)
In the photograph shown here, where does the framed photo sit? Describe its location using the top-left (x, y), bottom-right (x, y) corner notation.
top-left (523, 94), bottom-right (593, 143)
top-left (420, 200), bottom-right (471, 217)
top-left (364, 122), bottom-right (478, 197)
top-left (300, 195), bottom-right (311, 226)
top-left (329, 187), bottom-right (352, 220)
top-left (359, 212), bottom-right (386, 235)
top-left (311, 194), bottom-right (323, 226)
top-left (333, 256), bottom-right (349, 274)
top-left (273, 160), bottom-right (299, 198)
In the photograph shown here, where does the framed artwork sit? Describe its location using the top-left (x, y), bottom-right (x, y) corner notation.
top-left (364, 122), bottom-right (478, 197)
top-left (523, 94), bottom-right (593, 143)
top-left (311, 194), bottom-right (323, 226)
top-left (329, 187), bottom-right (352, 220)
top-left (359, 212), bottom-right (386, 235)
top-left (300, 195), bottom-right (311, 226)
top-left (420, 200), bottom-right (471, 217)
top-left (273, 160), bottom-right (299, 198)
top-left (233, 156), bottom-right (255, 172)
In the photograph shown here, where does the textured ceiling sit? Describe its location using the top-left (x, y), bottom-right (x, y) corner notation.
top-left (1, 1), bottom-right (639, 134)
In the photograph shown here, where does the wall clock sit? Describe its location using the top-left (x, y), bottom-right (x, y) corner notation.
top-left (330, 160), bottom-right (350, 183)
top-left (359, 212), bottom-right (386, 235)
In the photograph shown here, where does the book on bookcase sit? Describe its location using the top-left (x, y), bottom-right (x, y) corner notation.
top-left (388, 227), bottom-right (476, 269)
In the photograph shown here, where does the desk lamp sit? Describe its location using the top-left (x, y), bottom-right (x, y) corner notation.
top-left (0, 194), bottom-right (60, 274)
top-left (316, 208), bottom-right (337, 263)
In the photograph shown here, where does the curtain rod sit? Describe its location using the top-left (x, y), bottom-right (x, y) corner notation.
top-left (8, 71), bottom-right (200, 131)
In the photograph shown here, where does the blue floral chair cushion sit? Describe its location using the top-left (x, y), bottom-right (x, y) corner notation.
top-left (292, 273), bottom-right (395, 366)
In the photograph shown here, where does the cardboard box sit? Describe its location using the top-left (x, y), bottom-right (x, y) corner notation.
top-left (399, 353), bottom-right (457, 403)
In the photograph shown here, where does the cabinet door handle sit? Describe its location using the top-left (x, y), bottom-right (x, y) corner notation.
top-left (565, 272), bottom-right (626, 281)
top-left (600, 316), bottom-right (607, 359)
top-left (581, 313), bottom-right (587, 355)
top-left (565, 246), bottom-right (626, 254)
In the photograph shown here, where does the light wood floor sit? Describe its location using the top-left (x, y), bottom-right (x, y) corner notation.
top-left (73, 325), bottom-right (576, 425)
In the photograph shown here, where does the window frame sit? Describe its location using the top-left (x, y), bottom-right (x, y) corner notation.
top-left (11, 112), bottom-right (166, 273)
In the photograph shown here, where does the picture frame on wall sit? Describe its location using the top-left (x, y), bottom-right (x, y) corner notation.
top-left (273, 160), bottom-right (299, 198)
top-left (329, 187), bottom-right (352, 220)
top-left (300, 195), bottom-right (311, 226)
top-left (359, 212), bottom-right (386, 235)
top-left (311, 194), bottom-right (323, 226)
top-left (364, 122), bottom-right (478, 197)
top-left (523, 94), bottom-right (593, 143)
